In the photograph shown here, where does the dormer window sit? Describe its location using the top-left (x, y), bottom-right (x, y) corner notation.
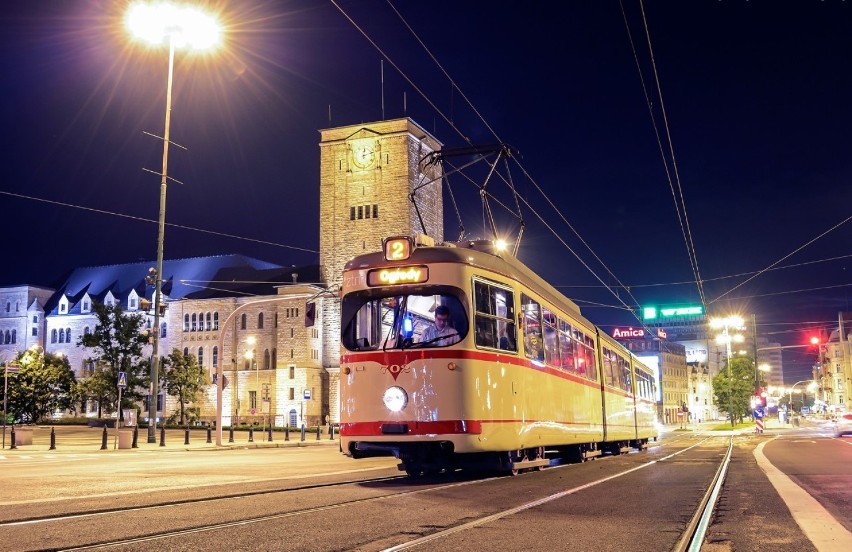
top-left (82, 299), bottom-right (90, 313)
top-left (130, 297), bottom-right (137, 310)
top-left (59, 299), bottom-right (68, 314)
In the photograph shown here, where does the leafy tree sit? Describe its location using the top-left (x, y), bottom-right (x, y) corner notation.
top-left (76, 365), bottom-right (115, 418)
top-left (161, 348), bottom-right (209, 425)
top-left (712, 356), bottom-right (755, 426)
top-left (78, 302), bottom-right (150, 412)
top-left (4, 349), bottom-right (76, 423)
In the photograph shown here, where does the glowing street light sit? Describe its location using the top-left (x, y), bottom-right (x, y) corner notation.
top-left (126, 1), bottom-right (222, 443)
top-left (710, 315), bottom-right (745, 425)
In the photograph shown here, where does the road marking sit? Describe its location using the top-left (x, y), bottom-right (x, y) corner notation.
top-left (754, 438), bottom-right (852, 551)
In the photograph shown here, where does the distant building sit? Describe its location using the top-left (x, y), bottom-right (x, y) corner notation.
top-left (0, 285), bottom-right (54, 360)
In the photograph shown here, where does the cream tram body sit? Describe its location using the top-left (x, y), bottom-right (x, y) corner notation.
top-left (339, 237), bottom-right (658, 474)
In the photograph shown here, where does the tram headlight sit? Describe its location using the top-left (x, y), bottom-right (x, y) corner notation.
top-left (383, 386), bottom-right (408, 412)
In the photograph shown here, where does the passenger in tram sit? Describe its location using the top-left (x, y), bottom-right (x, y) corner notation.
top-left (420, 305), bottom-right (460, 346)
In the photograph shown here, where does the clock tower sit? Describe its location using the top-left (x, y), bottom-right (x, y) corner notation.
top-left (318, 118), bottom-right (444, 417)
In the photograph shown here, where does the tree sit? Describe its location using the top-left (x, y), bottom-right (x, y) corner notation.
top-left (78, 302), bottom-right (149, 414)
top-left (76, 366), bottom-right (115, 418)
top-left (5, 349), bottom-right (76, 423)
top-left (161, 348), bottom-right (209, 425)
top-left (712, 356), bottom-right (755, 426)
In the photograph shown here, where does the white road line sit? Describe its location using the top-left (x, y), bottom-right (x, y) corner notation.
top-left (754, 438), bottom-right (852, 551)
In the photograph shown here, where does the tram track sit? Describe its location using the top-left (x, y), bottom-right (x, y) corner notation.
top-left (2, 435), bottom-right (729, 551)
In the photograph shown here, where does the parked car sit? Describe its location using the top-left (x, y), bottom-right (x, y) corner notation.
top-left (834, 412), bottom-right (852, 437)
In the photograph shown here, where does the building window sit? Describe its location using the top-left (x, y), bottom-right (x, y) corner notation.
top-left (10, 330), bottom-right (15, 344)
top-left (274, 313), bottom-right (278, 328)
top-left (4, 302), bottom-right (9, 313)
top-left (357, 205), bottom-right (363, 219)
top-left (198, 347), bottom-right (204, 367)
top-left (214, 312), bottom-right (219, 330)
top-left (290, 328), bottom-right (294, 338)
top-left (66, 328), bottom-right (71, 343)
top-left (350, 207), bottom-right (355, 220)
top-left (161, 322), bottom-right (167, 338)
top-left (373, 204), bottom-right (378, 218)
top-left (289, 388), bottom-right (295, 400)
top-left (205, 312), bottom-right (211, 331)
top-left (290, 349), bottom-right (294, 358)
top-left (59, 329), bottom-right (65, 344)
top-left (271, 348), bottom-right (277, 368)
top-left (83, 300), bottom-right (90, 312)
top-left (289, 366), bottom-right (295, 379)
top-left (130, 297), bottom-right (137, 309)
top-left (184, 314), bottom-right (190, 332)
top-left (244, 359), bottom-right (250, 371)
top-left (183, 347), bottom-right (189, 357)
top-left (191, 313), bottom-right (197, 332)
top-left (249, 391), bottom-right (257, 410)
top-left (32, 327), bottom-right (38, 337)
top-left (51, 329), bottom-right (58, 343)
top-left (213, 346), bottom-right (218, 367)
top-left (32, 315), bottom-right (38, 323)
top-left (258, 313), bottom-right (264, 329)
top-left (264, 349), bottom-right (270, 370)
top-left (60, 303), bottom-right (66, 314)
top-left (241, 313), bottom-right (247, 330)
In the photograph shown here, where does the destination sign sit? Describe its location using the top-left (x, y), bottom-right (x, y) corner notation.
top-left (383, 237), bottom-right (412, 261)
top-left (367, 266), bottom-right (428, 286)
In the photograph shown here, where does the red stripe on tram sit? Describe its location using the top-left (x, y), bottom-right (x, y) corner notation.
top-left (341, 420), bottom-right (483, 436)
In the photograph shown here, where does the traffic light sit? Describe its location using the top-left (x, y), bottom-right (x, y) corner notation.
top-left (755, 387), bottom-right (768, 408)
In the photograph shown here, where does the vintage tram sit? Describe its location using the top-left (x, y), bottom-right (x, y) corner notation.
top-left (338, 235), bottom-right (658, 476)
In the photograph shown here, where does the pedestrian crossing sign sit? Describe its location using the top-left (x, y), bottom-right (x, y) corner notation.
top-left (117, 371), bottom-right (127, 389)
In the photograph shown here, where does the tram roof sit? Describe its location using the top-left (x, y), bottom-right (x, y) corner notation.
top-left (344, 240), bottom-right (585, 320)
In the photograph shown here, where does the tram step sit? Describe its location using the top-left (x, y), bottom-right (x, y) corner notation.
top-left (582, 449), bottom-right (603, 460)
top-left (510, 457), bottom-right (551, 471)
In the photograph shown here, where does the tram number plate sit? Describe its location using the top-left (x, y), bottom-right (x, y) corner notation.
top-left (381, 423), bottom-right (409, 434)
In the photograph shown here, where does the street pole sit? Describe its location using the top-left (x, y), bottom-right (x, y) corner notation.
top-left (3, 364), bottom-right (7, 449)
top-left (148, 35), bottom-right (175, 444)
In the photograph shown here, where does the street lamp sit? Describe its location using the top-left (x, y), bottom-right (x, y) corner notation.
top-left (125, 2), bottom-right (221, 443)
top-left (710, 315), bottom-right (744, 425)
top-left (788, 380), bottom-right (817, 415)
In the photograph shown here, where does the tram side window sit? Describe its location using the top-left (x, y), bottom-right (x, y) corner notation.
top-left (584, 334), bottom-right (598, 381)
top-left (603, 348), bottom-right (617, 387)
top-left (558, 320), bottom-right (575, 373)
top-left (542, 308), bottom-right (560, 367)
top-left (520, 294), bottom-right (544, 362)
top-left (473, 281), bottom-right (516, 351)
top-left (574, 330), bottom-right (593, 378)
top-left (623, 359), bottom-right (633, 394)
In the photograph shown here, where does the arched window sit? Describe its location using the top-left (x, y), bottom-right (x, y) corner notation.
top-left (3, 330), bottom-right (9, 344)
top-left (244, 359), bottom-right (250, 371)
top-left (205, 312), bottom-right (211, 331)
top-left (240, 313), bottom-right (247, 330)
top-left (191, 313), bottom-right (197, 332)
top-left (289, 409), bottom-right (298, 427)
top-left (183, 314), bottom-right (190, 332)
top-left (271, 348), bottom-right (277, 370)
top-left (161, 322), bottom-right (167, 338)
top-left (84, 326), bottom-right (90, 335)
top-left (258, 313), bottom-right (264, 329)
top-left (198, 347), bottom-right (204, 367)
top-left (183, 347), bottom-right (189, 357)
top-left (213, 312), bottom-right (219, 330)
top-left (51, 329), bottom-right (58, 343)
top-left (212, 346), bottom-right (218, 367)
top-left (264, 349), bottom-right (271, 370)
top-left (10, 329), bottom-right (15, 344)
top-left (58, 329), bottom-right (65, 343)
top-left (15, 302), bottom-right (19, 312)
top-left (5, 302), bottom-right (9, 313)
top-left (66, 328), bottom-right (71, 343)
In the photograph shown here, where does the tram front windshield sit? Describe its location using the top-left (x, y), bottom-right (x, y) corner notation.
top-left (341, 290), bottom-right (468, 351)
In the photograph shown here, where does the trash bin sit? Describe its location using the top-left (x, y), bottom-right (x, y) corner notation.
top-left (118, 429), bottom-right (134, 449)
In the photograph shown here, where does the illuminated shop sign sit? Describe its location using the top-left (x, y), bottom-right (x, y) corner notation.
top-left (642, 305), bottom-right (703, 320)
top-left (612, 327), bottom-right (645, 339)
top-left (367, 266), bottom-right (428, 286)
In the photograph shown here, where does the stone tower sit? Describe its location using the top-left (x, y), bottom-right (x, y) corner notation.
top-left (318, 118), bottom-right (444, 417)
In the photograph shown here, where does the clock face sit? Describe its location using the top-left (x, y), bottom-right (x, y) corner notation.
top-left (353, 145), bottom-right (375, 168)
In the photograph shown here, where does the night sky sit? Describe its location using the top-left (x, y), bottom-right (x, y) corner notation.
top-left (2, 1), bottom-right (850, 382)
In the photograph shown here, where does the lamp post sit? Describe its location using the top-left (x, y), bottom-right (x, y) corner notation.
top-left (788, 380), bottom-right (817, 415)
top-left (710, 315), bottom-right (744, 426)
top-left (125, 2), bottom-right (221, 443)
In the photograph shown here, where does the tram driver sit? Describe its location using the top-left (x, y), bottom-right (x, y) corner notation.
top-left (420, 305), bottom-right (460, 346)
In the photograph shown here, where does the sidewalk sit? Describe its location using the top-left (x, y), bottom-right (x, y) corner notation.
top-left (0, 425), bottom-right (339, 454)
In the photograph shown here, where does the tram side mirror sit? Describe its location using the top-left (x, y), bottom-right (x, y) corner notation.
top-left (304, 302), bottom-right (316, 327)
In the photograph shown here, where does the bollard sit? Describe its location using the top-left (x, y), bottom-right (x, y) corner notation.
top-left (206, 426), bottom-right (212, 444)
top-left (300, 424), bottom-right (306, 442)
top-left (10, 426), bottom-right (16, 450)
top-left (228, 426), bottom-right (234, 443)
top-left (316, 426), bottom-right (321, 440)
top-left (100, 426), bottom-right (108, 450)
top-left (49, 427), bottom-right (56, 450)
top-left (267, 426), bottom-right (273, 442)
top-left (184, 427), bottom-right (190, 445)
top-left (248, 427), bottom-right (254, 443)
top-left (132, 427), bottom-right (138, 448)
top-left (285, 426), bottom-right (290, 441)
top-left (160, 426), bottom-right (166, 447)
top-left (329, 425), bottom-right (335, 440)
